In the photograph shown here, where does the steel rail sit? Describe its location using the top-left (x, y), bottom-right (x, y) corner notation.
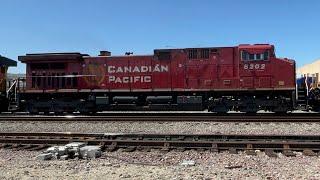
top-left (0, 132), bottom-right (320, 154)
top-left (0, 114), bottom-right (320, 122)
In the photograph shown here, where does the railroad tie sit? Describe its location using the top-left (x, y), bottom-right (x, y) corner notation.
top-left (229, 147), bottom-right (237, 154)
top-left (176, 147), bottom-right (185, 152)
top-left (106, 142), bottom-right (117, 152)
top-left (245, 144), bottom-right (257, 156)
top-left (210, 143), bottom-right (219, 152)
top-left (282, 144), bottom-right (296, 157)
top-left (160, 142), bottom-right (170, 152)
top-left (265, 149), bottom-right (278, 157)
top-left (123, 146), bottom-right (136, 152)
top-left (303, 149), bottom-right (317, 156)
top-left (0, 144), bottom-right (7, 149)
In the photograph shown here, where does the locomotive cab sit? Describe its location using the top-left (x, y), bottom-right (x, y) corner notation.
top-left (235, 44), bottom-right (296, 113)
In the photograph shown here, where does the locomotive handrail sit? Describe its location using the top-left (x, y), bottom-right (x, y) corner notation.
top-left (6, 79), bottom-right (17, 98)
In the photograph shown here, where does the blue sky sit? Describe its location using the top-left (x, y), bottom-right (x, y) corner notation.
top-left (1, 0), bottom-right (320, 73)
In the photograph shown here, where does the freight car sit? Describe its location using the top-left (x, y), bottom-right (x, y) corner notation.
top-left (0, 55), bottom-right (17, 112)
top-left (15, 44), bottom-right (297, 114)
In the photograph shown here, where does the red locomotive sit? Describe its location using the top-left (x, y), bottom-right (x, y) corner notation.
top-left (17, 44), bottom-right (296, 113)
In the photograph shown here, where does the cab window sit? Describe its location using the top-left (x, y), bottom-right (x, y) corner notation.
top-left (241, 50), bottom-right (269, 61)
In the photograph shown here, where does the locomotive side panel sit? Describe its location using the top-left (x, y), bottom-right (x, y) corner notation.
top-left (152, 54), bottom-right (172, 91)
top-left (271, 59), bottom-right (296, 90)
top-left (81, 57), bottom-right (107, 90)
top-left (129, 56), bottom-right (153, 91)
top-left (185, 48), bottom-right (216, 90)
top-left (216, 47), bottom-right (239, 90)
top-left (168, 50), bottom-right (185, 90)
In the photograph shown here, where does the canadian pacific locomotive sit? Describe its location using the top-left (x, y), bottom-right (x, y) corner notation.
top-left (10, 44), bottom-right (299, 114)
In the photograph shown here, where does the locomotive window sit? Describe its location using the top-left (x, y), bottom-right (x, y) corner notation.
top-left (200, 49), bottom-right (209, 59)
top-left (249, 54), bottom-right (255, 60)
top-left (241, 51), bottom-right (269, 61)
top-left (263, 51), bottom-right (269, 60)
top-left (256, 54), bottom-right (261, 60)
top-left (188, 49), bottom-right (198, 59)
top-left (241, 51), bottom-right (249, 60)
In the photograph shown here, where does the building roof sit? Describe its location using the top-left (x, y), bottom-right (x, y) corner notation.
top-left (0, 55), bottom-right (17, 67)
top-left (297, 59), bottom-right (320, 75)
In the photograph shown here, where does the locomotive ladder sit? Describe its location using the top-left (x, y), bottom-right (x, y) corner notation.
top-left (6, 78), bottom-right (21, 111)
top-left (296, 87), bottom-right (308, 110)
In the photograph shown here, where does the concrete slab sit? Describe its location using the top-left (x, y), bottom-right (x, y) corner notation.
top-left (180, 160), bottom-right (195, 166)
top-left (45, 146), bottom-right (69, 156)
top-left (79, 146), bottom-right (102, 159)
top-left (37, 153), bottom-right (53, 160)
top-left (65, 142), bottom-right (86, 148)
top-left (60, 155), bottom-right (69, 160)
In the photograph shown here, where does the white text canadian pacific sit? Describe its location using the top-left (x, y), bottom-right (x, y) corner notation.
top-left (107, 64), bottom-right (169, 83)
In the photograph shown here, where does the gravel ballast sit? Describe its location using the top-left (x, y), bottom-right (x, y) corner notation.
top-left (1, 121), bottom-right (320, 179)
top-left (0, 121), bottom-right (319, 135)
top-left (1, 149), bottom-right (320, 179)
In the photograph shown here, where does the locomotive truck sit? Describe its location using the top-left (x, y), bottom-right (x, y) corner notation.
top-left (13, 44), bottom-right (299, 114)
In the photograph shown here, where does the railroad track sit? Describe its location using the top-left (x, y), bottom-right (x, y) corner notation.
top-left (1, 113), bottom-right (320, 122)
top-left (0, 132), bottom-right (319, 156)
